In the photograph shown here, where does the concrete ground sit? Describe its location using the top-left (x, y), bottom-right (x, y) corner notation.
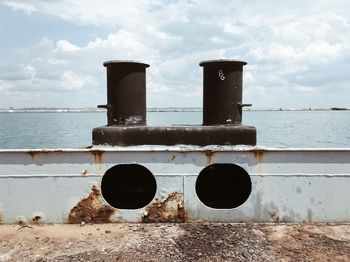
top-left (0, 223), bottom-right (349, 261)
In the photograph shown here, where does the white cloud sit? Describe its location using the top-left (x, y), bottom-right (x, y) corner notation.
top-left (223, 23), bottom-right (247, 37)
top-left (60, 70), bottom-right (94, 90)
top-left (1, 0), bottom-right (350, 108)
top-left (209, 36), bottom-right (224, 43)
top-left (55, 40), bottom-right (80, 52)
top-left (148, 83), bottom-right (172, 94)
top-left (3, 1), bottom-right (37, 14)
top-left (300, 41), bottom-right (345, 63)
top-left (48, 58), bottom-right (66, 65)
top-left (20, 64), bottom-right (36, 80)
top-left (294, 85), bottom-right (316, 93)
top-left (2, 0), bottom-right (153, 25)
top-left (0, 79), bottom-right (12, 91)
top-left (86, 31), bottom-right (146, 52)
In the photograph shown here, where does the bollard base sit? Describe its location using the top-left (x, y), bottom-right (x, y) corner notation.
top-left (92, 125), bottom-right (256, 146)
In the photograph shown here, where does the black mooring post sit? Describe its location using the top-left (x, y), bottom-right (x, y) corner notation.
top-left (93, 59), bottom-right (256, 146)
top-left (200, 59), bottom-right (250, 125)
top-left (98, 60), bottom-right (149, 126)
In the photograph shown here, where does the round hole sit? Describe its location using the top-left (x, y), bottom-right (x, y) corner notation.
top-left (101, 164), bottom-right (157, 209)
top-left (195, 163), bottom-right (252, 209)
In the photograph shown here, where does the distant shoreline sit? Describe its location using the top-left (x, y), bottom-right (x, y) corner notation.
top-left (0, 108), bottom-right (348, 113)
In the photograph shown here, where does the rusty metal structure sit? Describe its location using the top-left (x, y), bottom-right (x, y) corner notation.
top-left (0, 147), bottom-right (350, 224)
top-left (0, 59), bottom-right (349, 224)
top-left (92, 60), bottom-right (256, 146)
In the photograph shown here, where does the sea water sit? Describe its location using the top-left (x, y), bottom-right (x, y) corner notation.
top-left (0, 111), bottom-right (349, 149)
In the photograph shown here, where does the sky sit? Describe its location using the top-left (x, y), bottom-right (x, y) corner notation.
top-left (0, 0), bottom-right (349, 109)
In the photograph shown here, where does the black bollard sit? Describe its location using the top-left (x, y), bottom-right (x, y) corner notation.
top-left (200, 59), bottom-right (251, 125)
top-left (98, 60), bottom-right (149, 126)
top-left (93, 59), bottom-right (256, 146)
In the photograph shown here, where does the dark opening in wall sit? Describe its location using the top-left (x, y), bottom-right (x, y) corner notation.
top-left (101, 164), bottom-right (157, 209)
top-left (195, 163), bottom-right (251, 209)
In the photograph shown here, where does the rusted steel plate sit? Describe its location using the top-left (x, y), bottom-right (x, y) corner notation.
top-left (142, 192), bottom-right (185, 223)
top-left (68, 185), bottom-right (115, 224)
top-left (0, 146), bottom-right (349, 223)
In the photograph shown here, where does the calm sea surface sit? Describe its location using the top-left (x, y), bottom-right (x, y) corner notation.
top-left (0, 111), bottom-right (349, 149)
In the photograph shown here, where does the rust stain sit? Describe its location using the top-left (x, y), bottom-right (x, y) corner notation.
top-left (142, 192), bottom-right (186, 223)
top-left (32, 216), bottom-right (42, 224)
top-left (27, 150), bottom-right (62, 162)
top-left (170, 154), bottom-right (176, 162)
top-left (91, 151), bottom-right (104, 175)
top-left (253, 150), bottom-right (265, 176)
top-left (68, 185), bottom-right (115, 224)
top-left (92, 151), bottom-right (104, 164)
top-left (28, 151), bottom-right (36, 161)
top-left (204, 150), bottom-right (215, 165)
top-left (0, 213), bottom-right (3, 224)
top-left (269, 209), bottom-right (280, 222)
top-left (253, 150), bottom-right (265, 163)
top-left (16, 217), bottom-right (28, 225)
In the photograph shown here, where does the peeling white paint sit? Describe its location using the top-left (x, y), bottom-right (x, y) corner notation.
top-left (0, 147), bottom-right (349, 223)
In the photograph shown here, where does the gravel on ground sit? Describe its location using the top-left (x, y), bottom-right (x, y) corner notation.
top-left (0, 223), bottom-right (349, 261)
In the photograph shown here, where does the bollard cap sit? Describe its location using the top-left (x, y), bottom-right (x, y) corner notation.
top-left (199, 59), bottom-right (247, 67)
top-left (103, 60), bottom-right (150, 68)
